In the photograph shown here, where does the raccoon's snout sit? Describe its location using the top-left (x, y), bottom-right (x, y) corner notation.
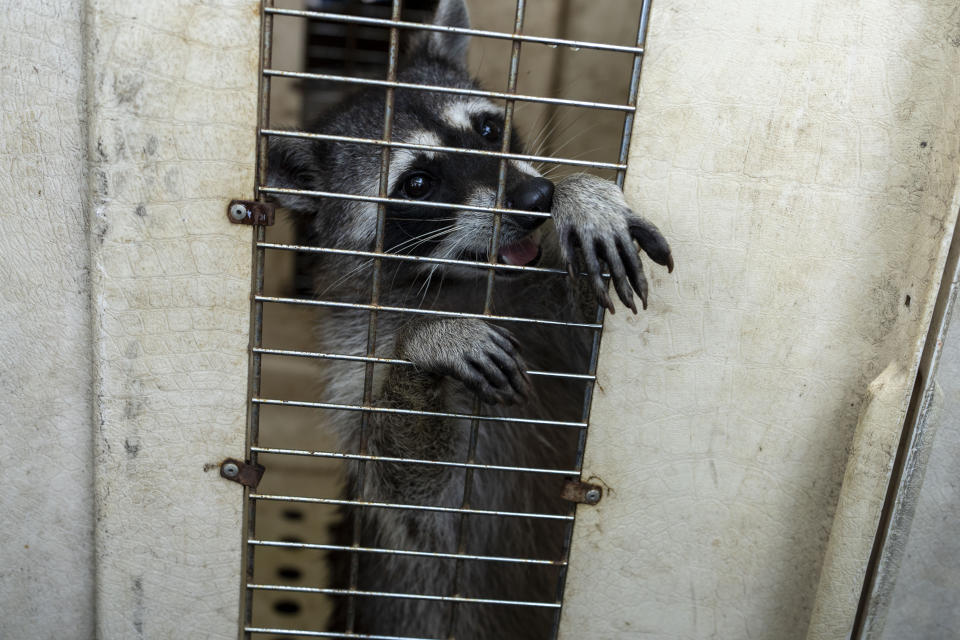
top-left (507, 177), bottom-right (554, 231)
top-left (508, 177), bottom-right (554, 212)
top-left (495, 177), bottom-right (552, 267)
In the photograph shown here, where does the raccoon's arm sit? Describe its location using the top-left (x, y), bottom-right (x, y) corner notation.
top-left (550, 173), bottom-right (673, 313)
top-left (384, 318), bottom-right (530, 408)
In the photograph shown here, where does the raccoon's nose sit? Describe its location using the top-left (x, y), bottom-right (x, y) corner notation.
top-left (507, 177), bottom-right (554, 218)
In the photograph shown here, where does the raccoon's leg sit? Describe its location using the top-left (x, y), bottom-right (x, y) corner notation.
top-left (333, 317), bottom-right (532, 637)
top-left (551, 173), bottom-right (674, 313)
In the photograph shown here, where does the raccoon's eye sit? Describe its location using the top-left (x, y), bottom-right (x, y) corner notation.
top-left (401, 172), bottom-right (434, 199)
top-left (477, 118), bottom-right (502, 143)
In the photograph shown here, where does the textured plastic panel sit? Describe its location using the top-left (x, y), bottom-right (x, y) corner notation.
top-left (559, 1), bottom-right (960, 638)
top-left (84, 0), bottom-right (259, 637)
top-left (0, 1), bottom-right (95, 636)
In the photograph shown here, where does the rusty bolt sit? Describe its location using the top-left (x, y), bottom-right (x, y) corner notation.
top-left (227, 199), bottom-right (275, 226)
top-left (218, 458), bottom-right (265, 488)
top-left (228, 203), bottom-right (248, 222)
top-left (560, 480), bottom-right (603, 505)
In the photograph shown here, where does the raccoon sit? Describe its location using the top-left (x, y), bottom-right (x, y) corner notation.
top-left (266, 1), bottom-right (672, 637)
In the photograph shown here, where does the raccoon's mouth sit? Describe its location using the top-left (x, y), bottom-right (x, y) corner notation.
top-left (461, 230), bottom-right (542, 270)
top-left (497, 229), bottom-right (543, 268)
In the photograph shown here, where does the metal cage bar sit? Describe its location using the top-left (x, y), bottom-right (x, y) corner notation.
top-left (254, 295), bottom-right (604, 330)
top-left (242, 1), bottom-right (654, 637)
top-left (246, 626), bottom-right (439, 640)
top-left (256, 242), bottom-right (570, 274)
top-left (248, 583), bottom-right (561, 609)
top-left (265, 6), bottom-right (644, 54)
top-left (263, 69), bottom-right (635, 112)
top-left (250, 493), bottom-right (575, 521)
top-left (446, 2), bottom-right (525, 630)
top-left (260, 128), bottom-right (626, 171)
top-left (241, 1), bottom-right (273, 637)
top-left (250, 446), bottom-right (581, 476)
top-left (253, 346), bottom-right (596, 380)
top-left (345, 2), bottom-right (404, 631)
top-left (248, 539), bottom-right (566, 566)
top-left (259, 185), bottom-right (553, 218)
top-left (251, 397), bottom-right (588, 429)
top-left (547, 1), bottom-right (654, 636)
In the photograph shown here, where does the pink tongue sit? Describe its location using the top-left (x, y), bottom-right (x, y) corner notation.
top-left (499, 237), bottom-right (539, 266)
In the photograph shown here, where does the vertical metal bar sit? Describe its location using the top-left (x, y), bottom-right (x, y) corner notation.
top-left (240, 2), bottom-right (273, 639)
top-left (481, 5), bottom-right (524, 314)
top-left (445, 3), bottom-right (527, 637)
top-left (614, 0), bottom-right (652, 188)
top-left (345, 0), bottom-right (403, 633)
top-left (540, 0), bottom-right (572, 160)
top-left (549, 1), bottom-right (653, 636)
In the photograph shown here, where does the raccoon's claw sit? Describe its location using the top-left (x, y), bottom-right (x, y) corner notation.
top-left (461, 340), bottom-right (530, 405)
top-left (628, 215), bottom-right (674, 274)
top-left (399, 319), bottom-right (530, 405)
top-left (552, 173), bottom-right (673, 313)
top-left (558, 221), bottom-right (653, 314)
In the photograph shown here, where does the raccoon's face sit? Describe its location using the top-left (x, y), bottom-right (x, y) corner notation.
top-left (266, 0), bottom-right (555, 281)
top-left (383, 90), bottom-right (553, 277)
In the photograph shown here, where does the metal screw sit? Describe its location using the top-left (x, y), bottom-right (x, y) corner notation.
top-left (222, 461), bottom-right (240, 478)
top-left (584, 488), bottom-right (601, 504)
top-left (228, 203), bottom-right (248, 222)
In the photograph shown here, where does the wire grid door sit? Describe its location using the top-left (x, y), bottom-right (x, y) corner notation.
top-left (242, 0), bottom-right (653, 637)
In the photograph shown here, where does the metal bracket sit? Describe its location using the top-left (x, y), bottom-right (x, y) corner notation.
top-left (561, 480), bottom-right (603, 505)
top-left (219, 458), bottom-right (265, 489)
top-left (227, 199), bottom-right (275, 226)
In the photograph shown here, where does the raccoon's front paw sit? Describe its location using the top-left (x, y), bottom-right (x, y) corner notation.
top-left (398, 319), bottom-right (530, 405)
top-left (552, 173), bottom-right (673, 313)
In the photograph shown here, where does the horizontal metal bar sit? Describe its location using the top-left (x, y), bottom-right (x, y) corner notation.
top-left (254, 346), bottom-right (408, 366)
top-left (248, 539), bottom-right (565, 566)
top-left (248, 583), bottom-right (561, 609)
top-left (257, 241), bottom-right (567, 275)
top-left (264, 69), bottom-right (635, 112)
top-left (261, 128), bottom-right (626, 171)
top-left (253, 345), bottom-right (596, 381)
top-left (265, 7), bottom-right (644, 55)
top-left (253, 397), bottom-right (588, 429)
top-left (249, 493), bottom-right (575, 521)
top-left (250, 445), bottom-right (580, 476)
top-left (255, 295), bottom-right (602, 330)
top-left (255, 242), bottom-right (611, 291)
top-left (246, 626), bottom-right (437, 640)
top-left (525, 369), bottom-right (597, 380)
top-left (260, 185), bottom-right (552, 219)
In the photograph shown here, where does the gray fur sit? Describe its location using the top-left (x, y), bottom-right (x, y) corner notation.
top-left (266, 1), bottom-right (672, 637)
top-left (414, 0), bottom-right (471, 65)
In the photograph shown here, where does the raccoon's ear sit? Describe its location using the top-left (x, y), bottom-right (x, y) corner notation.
top-left (265, 137), bottom-right (324, 214)
top-left (408, 0), bottom-right (470, 68)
